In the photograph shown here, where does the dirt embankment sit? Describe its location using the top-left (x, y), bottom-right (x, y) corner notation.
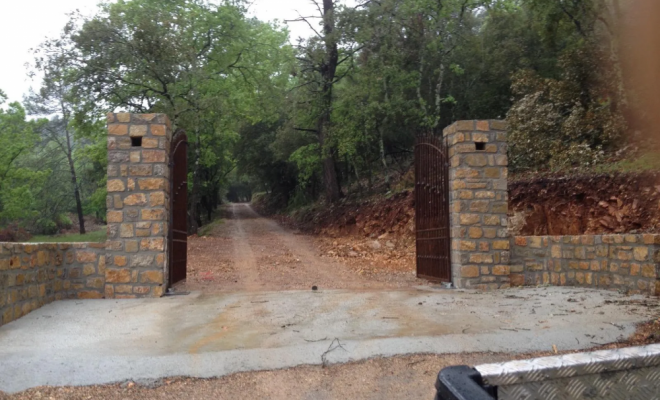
top-left (278, 172), bottom-right (660, 240)
top-left (510, 172), bottom-right (660, 235)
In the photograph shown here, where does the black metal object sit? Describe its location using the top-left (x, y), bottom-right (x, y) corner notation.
top-left (415, 135), bottom-right (451, 282)
top-left (435, 366), bottom-right (497, 400)
top-left (169, 131), bottom-right (188, 287)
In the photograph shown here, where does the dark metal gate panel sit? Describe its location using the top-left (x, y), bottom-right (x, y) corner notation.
top-left (415, 135), bottom-right (451, 282)
top-left (169, 132), bottom-right (188, 286)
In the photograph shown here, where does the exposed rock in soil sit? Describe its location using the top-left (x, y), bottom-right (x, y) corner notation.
top-left (510, 172), bottom-right (660, 235)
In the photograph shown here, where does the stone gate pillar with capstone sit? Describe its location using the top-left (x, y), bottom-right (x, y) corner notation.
top-left (105, 113), bottom-right (172, 298)
top-left (443, 120), bottom-right (510, 289)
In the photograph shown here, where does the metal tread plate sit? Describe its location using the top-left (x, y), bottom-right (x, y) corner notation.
top-left (475, 344), bottom-right (660, 400)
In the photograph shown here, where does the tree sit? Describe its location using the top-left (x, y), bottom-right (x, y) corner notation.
top-left (40, 0), bottom-right (292, 232)
top-left (25, 61), bottom-right (91, 233)
top-left (0, 91), bottom-right (48, 226)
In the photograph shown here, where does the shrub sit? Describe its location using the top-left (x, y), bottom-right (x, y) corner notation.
top-left (0, 223), bottom-right (32, 242)
top-left (507, 46), bottom-right (627, 172)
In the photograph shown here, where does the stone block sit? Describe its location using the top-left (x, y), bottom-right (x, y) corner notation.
top-left (455, 168), bottom-right (480, 179)
top-left (131, 254), bottom-right (154, 267)
top-left (461, 265), bottom-right (480, 278)
top-left (475, 191), bottom-right (495, 199)
top-left (151, 286), bottom-right (164, 297)
top-left (129, 125), bottom-right (148, 137)
top-left (133, 286), bottom-right (151, 295)
top-left (142, 137), bottom-right (159, 148)
top-left (76, 251), bottom-right (98, 263)
top-left (83, 264), bottom-right (96, 276)
top-left (458, 190), bottom-right (473, 199)
top-left (633, 247), bottom-right (649, 261)
top-left (138, 178), bottom-right (166, 190)
top-left (124, 194), bottom-right (147, 206)
top-left (492, 241), bottom-right (509, 250)
top-left (107, 179), bottom-right (126, 192)
top-left (492, 265), bottom-right (509, 275)
top-left (140, 270), bottom-right (163, 284)
top-left (469, 253), bottom-right (493, 264)
top-left (141, 209), bottom-right (165, 221)
top-left (459, 240), bottom-right (477, 251)
top-left (108, 124), bottom-right (128, 136)
top-left (137, 229), bottom-right (151, 237)
top-left (129, 165), bottom-right (152, 176)
top-left (476, 121), bottom-right (489, 131)
top-left (140, 238), bottom-right (164, 251)
top-left (460, 214), bottom-right (480, 225)
top-left (115, 113), bottom-right (130, 123)
top-left (120, 224), bottom-right (134, 238)
top-left (85, 278), bottom-right (105, 289)
top-left (106, 269), bottom-right (132, 283)
top-left (470, 201), bottom-right (490, 213)
top-left (484, 168), bottom-right (500, 178)
top-left (143, 150), bottom-right (167, 163)
top-left (130, 151), bottom-right (141, 163)
top-left (642, 264), bottom-right (656, 278)
top-left (115, 285), bottom-right (133, 294)
top-left (631, 263), bottom-right (641, 276)
top-left (483, 216), bottom-right (500, 226)
top-left (125, 241), bottom-right (138, 253)
top-left (464, 154), bottom-right (488, 167)
top-left (150, 192), bottom-right (165, 207)
top-left (151, 124), bottom-right (167, 136)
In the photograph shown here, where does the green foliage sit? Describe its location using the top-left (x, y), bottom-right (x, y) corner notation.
top-left (508, 43), bottom-right (626, 172)
top-left (0, 96), bottom-right (50, 227)
top-left (289, 144), bottom-right (322, 188)
top-left (0, 0), bottom-right (639, 226)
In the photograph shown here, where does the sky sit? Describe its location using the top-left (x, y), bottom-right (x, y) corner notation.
top-left (0, 0), bottom-right (336, 104)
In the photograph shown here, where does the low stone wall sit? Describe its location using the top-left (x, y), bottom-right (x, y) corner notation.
top-left (0, 242), bottom-right (105, 326)
top-left (511, 235), bottom-right (660, 296)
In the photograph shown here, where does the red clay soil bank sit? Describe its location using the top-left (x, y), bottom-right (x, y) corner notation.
top-left (290, 191), bottom-right (416, 239)
top-left (282, 172), bottom-right (660, 239)
top-left (510, 172), bottom-right (660, 235)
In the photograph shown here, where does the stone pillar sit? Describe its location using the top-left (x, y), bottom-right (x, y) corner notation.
top-left (443, 120), bottom-right (510, 289)
top-left (105, 113), bottom-right (171, 298)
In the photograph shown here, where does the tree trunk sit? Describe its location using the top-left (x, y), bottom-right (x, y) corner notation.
top-left (318, 0), bottom-right (341, 204)
top-left (64, 130), bottom-right (85, 234)
top-left (189, 129), bottom-right (202, 234)
top-left (380, 78), bottom-right (390, 189)
top-left (433, 63), bottom-right (445, 129)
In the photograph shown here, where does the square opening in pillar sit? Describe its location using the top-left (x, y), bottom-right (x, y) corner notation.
top-left (131, 137), bottom-right (143, 147)
top-left (475, 142), bottom-right (486, 151)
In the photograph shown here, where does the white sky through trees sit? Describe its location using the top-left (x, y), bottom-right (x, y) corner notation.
top-left (0, 0), bottom-right (346, 103)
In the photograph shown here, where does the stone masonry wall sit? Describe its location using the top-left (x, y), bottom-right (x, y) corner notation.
top-left (0, 242), bottom-right (105, 326)
top-left (105, 113), bottom-right (171, 298)
top-left (444, 120), bottom-right (510, 289)
top-left (511, 234), bottom-right (660, 296)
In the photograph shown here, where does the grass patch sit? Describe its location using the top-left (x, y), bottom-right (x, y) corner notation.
top-left (29, 229), bottom-right (107, 243)
top-left (593, 152), bottom-right (660, 173)
top-left (199, 218), bottom-right (224, 236)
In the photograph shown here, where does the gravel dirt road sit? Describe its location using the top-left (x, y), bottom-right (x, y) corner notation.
top-left (182, 203), bottom-right (421, 293)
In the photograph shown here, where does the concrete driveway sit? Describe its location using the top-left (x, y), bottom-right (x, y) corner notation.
top-left (0, 286), bottom-right (657, 393)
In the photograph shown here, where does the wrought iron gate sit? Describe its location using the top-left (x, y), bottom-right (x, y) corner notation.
top-left (169, 131), bottom-right (188, 287)
top-left (414, 135), bottom-right (451, 282)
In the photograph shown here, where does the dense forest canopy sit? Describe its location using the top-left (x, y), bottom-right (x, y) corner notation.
top-left (0, 0), bottom-right (647, 236)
